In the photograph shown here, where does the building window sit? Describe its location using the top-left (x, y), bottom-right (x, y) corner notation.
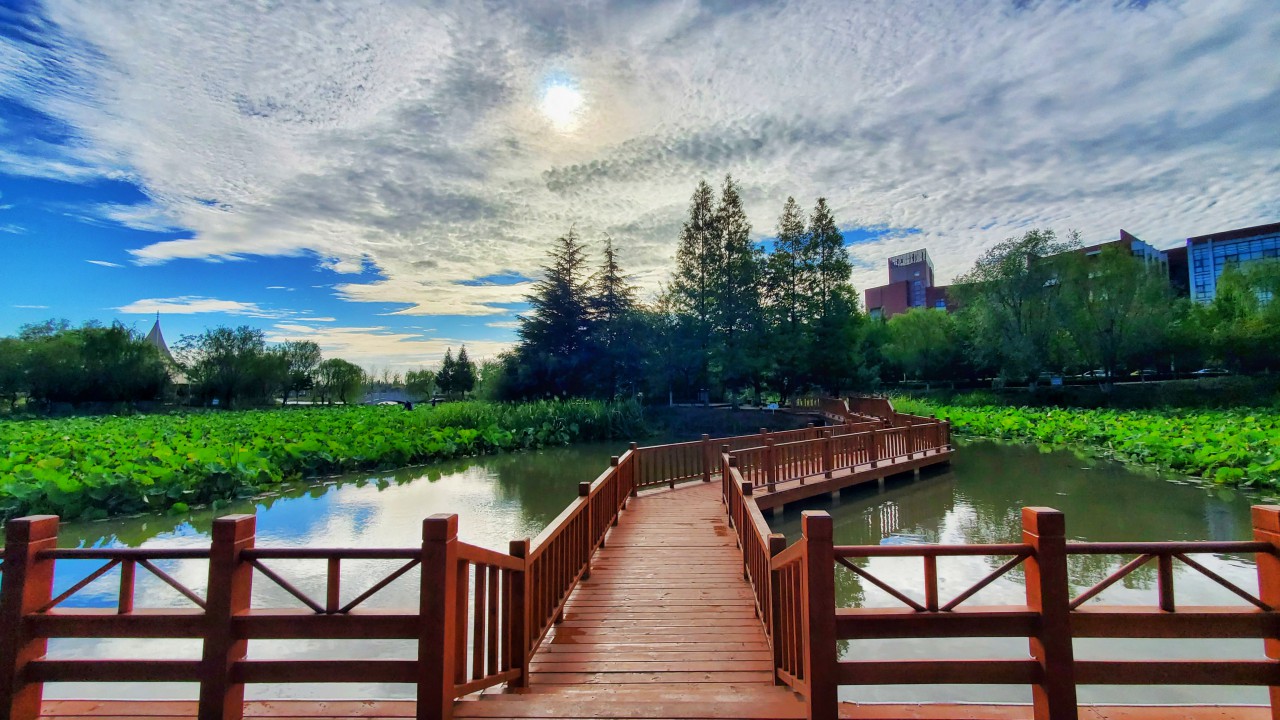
top-left (934, 299), bottom-right (947, 309)
top-left (910, 280), bottom-right (925, 307)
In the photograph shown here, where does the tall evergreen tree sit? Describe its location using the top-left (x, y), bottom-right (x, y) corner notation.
top-left (764, 197), bottom-right (811, 400)
top-left (587, 236), bottom-right (641, 398)
top-left (510, 229), bottom-right (594, 397)
top-left (454, 345), bottom-right (476, 396)
top-left (805, 198), bottom-right (861, 393)
top-left (669, 180), bottom-right (722, 393)
top-left (437, 347), bottom-right (457, 396)
top-left (712, 174), bottom-right (766, 397)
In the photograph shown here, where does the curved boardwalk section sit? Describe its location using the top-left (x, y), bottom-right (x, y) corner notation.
top-left (455, 481), bottom-right (805, 718)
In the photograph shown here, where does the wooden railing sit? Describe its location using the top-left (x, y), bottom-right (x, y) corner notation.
top-left (732, 498), bottom-right (1280, 720)
top-left (631, 426), bottom-right (848, 491)
top-left (730, 422), bottom-right (950, 491)
top-left (0, 512), bottom-right (529, 720)
top-left (0, 396), bottom-right (906, 720)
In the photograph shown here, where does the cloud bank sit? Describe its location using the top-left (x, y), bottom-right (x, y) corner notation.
top-left (2, 0), bottom-right (1277, 307)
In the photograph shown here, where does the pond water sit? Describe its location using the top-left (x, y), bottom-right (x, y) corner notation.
top-left (34, 438), bottom-right (1266, 704)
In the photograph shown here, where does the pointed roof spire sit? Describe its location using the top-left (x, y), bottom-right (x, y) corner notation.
top-left (145, 314), bottom-right (176, 363)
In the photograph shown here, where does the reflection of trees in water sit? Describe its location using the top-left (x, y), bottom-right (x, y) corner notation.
top-left (55, 444), bottom-right (620, 549)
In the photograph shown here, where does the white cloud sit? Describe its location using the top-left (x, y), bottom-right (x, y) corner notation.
top-left (12, 304), bottom-right (50, 309)
top-left (114, 296), bottom-right (282, 317)
top-left (264, 322), bottom-right (512, 368)
top-left (0, 224), bottom-right (23, 235)
top-left (1, 0), bottom-right (1277, 307)
top-left (86, 259), bottom-right (123, 268)
top-left (485, 320), bottom-right (521, 330)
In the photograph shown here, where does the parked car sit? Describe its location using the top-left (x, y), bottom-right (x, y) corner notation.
top-left (1191, 367), bottom-right (1229, 376)
top-left (1129, 369), bottom-right (1159, 378)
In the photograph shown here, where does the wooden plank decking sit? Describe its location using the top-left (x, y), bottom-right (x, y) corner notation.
top-left (454, 480), bottom-right (806, 718)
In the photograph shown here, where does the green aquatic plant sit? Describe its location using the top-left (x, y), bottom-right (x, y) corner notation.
top-left (893, 397), bottom-right (1280, 490)
top-left (0, 399), bottom-right (646, 520)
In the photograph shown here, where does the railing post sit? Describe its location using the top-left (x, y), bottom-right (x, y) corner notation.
top-left (822, 430), bottom-right (834, 479)
top-left (0, 515), bottom-right (58, 720)
top-left (610, 456), bottom-right (621, 525)
top-left (579, 482), bottom-right (592, 580)
top-left (419, 514), bottom-right (459, 720)
top-left (702, 434), bottom-right (712, 482)
top-left (742, 481), bottom-right (747, 576)
top-left (629, 442), bottom-right (639, 497)
top-left (1022, 507), bottom-right (1077, 720)
top-left (721, 445), bottom-right (731, 504)
top-left (1252, 505), bottom-right (1280, 718)
top-left (943, 420), bottom-right (952, 450)
top-left (868, 429), bottom-right (879, 469)
top-left (198, 514), bottom-right (254, 720)
top-left (801, 511), bottom-right (837, 720)
top-left (768, 533), bottom-right (787, 687)
top-left (766, 439), bottom-right (777, 491)
top-left (507, 538), bottom-right (531, 690)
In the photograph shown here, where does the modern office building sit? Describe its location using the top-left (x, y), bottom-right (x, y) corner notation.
top-left (1186, 222), bottom-right (1280, 302)
top-left (863, 248), bottom-right (953, 320)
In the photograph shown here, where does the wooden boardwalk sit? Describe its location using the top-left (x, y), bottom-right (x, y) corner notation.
top-left (454, 481), bottom-right (805, 718)
top-left (10, 398), bottom-right (1278, 719)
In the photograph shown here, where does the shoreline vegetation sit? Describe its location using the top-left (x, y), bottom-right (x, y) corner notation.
top-left (0, 400), bottom-right (645, 521)
top-left (894, 395), bottom-right (1280, 491)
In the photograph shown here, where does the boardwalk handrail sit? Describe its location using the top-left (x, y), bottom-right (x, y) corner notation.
top-left (0, 397), bottom-right (952, 720)
top-left (0, 413), bottom-right (866, 720)
top-left (718, 397), bottom-right (1280, 720)
top-left (0, 513), bottom-right (529, 720)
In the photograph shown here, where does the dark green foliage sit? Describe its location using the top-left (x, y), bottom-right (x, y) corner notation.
top-left (11, 320), bottom-right (168, 407)
top-left (0, 399), bottom-right (646, 520)
top-left (315, 358), bottom-right (365, 404)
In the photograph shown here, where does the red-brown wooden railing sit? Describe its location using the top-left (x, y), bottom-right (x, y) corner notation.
top-left (0, 396), bottom-right (908, 720)
top-left (728, 495), bottom-right (1280, 720)
top-left (730, 421), bottom-right (950, 491)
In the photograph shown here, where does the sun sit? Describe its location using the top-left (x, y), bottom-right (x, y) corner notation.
top-left (539, 83), bottom-right (584, 131)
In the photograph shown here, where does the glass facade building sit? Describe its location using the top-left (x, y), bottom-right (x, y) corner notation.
top-left (1188, 224), bottom-right (1280, 302)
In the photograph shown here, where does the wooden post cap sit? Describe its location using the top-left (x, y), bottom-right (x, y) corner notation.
top-left (211, 514), bottom-right (256, 542)
top-left (728, 455), bottom-right (738, 467)
top-left (629, 442), bottom-right (638, 450)
top-left (1021, 507), bottom-right (1065, 537)
top-left (423, 513), bottom-right (458, 541)
top-left (1252, 506), bottom-right (1280, 533)
top-left (741, 480), bottom-right (753, 496)
top-left (802, 510), bottom-right (833, 540)
top-left (5, 515), bottom-right (59, 542)
top-left (509, 538), bottom-right (529, 558)
top-left (702, 433), bottom-right (711, 440)
top-left (610, 455), bottom-right (620, 466)
top-left (721, 444), bottom-right (730, 453)
top-left (578, 482), bottom-right (591, 496)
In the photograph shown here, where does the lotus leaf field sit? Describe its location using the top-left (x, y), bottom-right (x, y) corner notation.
top-left (894, 397), bottom-right (1280, 490)
top-left (0, 400), bottom-right (645, 521)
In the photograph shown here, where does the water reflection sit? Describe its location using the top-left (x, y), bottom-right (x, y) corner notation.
top-left (770, 440), bottom-right (1266, 705)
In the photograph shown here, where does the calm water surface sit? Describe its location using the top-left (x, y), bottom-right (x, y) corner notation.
top-left (38, 439), bottom-right (1267, 704)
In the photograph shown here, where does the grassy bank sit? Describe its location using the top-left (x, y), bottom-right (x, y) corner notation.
top-left (0, 399), bottom-right (645, 521)
top-left (894, 396), bottom-right (1280, 490)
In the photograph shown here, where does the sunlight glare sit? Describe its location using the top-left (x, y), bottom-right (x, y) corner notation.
top-left (540, 83), bottom-right (584, 131)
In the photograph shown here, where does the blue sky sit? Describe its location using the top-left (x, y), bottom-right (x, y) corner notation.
top-left (1, 0), bottom-right (1277, 368)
